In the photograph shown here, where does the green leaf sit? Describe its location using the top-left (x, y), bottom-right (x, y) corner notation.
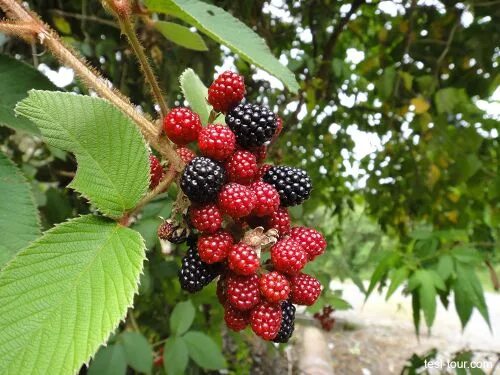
top-left (88, 344), bottom-right (127, 375)
top-left (183, 331), bottom-right (226, 370)
top-left (120, 331), bottom-right (153, 374)
top-left (454, 263), bottom-right (490, 329)
top-left (366, 252), bottom-right (399, 299)
top-left (155, 21), bottom-right (208, 51)
top-left (170, 300), bottom-right (195, 336)
top-left (451, 247), bottom-right (483, 265)
top-left (411, 290), bottom-right (421, 335)
top-left (16, 91), bottom-right (150, 219)
top-left (0, 215), bottom-right (146, 374)
top-left (434, 87), bottom-right (472, 114)
top-left (0, 151), bottom-right (40, 267)
top-left (436, 254), bottom-right (454, 280)
top-left (408, 270), bottom-right (438, 329)
top-left (179, 68), bottom-right (210, 124)
top-left (146, 0), bottom-right (298, 93)
top-left (164, 336), bottom-right (189, 375)
top-left (376, 67), bottom-right (396, 100)
top-left (0, 54), bottom-right (57, 134)
top-left (386, 267), bottom-right (409, 300)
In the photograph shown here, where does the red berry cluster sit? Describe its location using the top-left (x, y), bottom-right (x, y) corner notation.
top-left (158, 71), bottom-right (327, 343)
top-left (313, 305), bottom-right (336, 331)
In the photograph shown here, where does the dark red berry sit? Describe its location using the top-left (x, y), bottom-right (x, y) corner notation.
top-left (290, 227), bottom-right (327, 260)
top-left (289, 273), bottom-right (321, 306)
top-left (198, 124), bottom-right (236, 161)
top-left (259, 271), bottom-right (290, 303)
top-left (224, 304), bottom-right (249, 331)
top-left (177, 147), bottom-right (196, 163)
top-left (189, 204), bottom-right (222, 234)
top-left (228, 243), bottom-right (260, 276)
top-left (208, 71), bottom-right (246, 113)
top-left (197, 230), bottom-right (233, 264)
top-left (270, 238), bottom-right (307, 275)
top-left (250, 301), bottom-right (282, 340)
top-left (218, 183), bottom-right (256, 218)
top-left (226, 273), bottom-right (261, 311)
top-left (266, 207), bottom-right (291, 236)
top-left (224, 150), bottom-right (258, 184)
top-left (250, 181), bottom-right (280, 217)
top-left (163, 107), bottom-right (202, 145)
top-left (149, 155), bottom-right (163, 189)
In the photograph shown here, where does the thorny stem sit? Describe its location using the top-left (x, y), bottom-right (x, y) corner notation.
top-left (116, 14), bottom-right (169, 118)
top-left (0, 0), bottom-right (183, 171)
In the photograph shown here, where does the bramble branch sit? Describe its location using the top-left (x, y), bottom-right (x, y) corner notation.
top-left (0, 0), bottom-right (183, 171)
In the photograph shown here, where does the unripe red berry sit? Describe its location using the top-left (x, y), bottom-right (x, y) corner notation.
top-left (228, 243), bottom-right (260, 276)
top-left (177, 147), bottom-right (196, 163)
top-left (218, 183), bottom-right (256, 218)
top-left (270, 238), bottom-right (307, 275)
top-left (290, 273), bottom-right (322, 306)
top-left (189, 204), bottom-right (222, 234)
top-left (198, 124), bottom-right (236, 161)
top-left (226, 273), bottom-right (261, 311)
top-left (266, 207), bottom-right (291, 236)
top-left (163, 107), bottom-right (202, 145)
top-left (197, 230), bottom-right (233, 264)
top-left (208, 71), bottom-right (246, 113)
top-left (290, 226), bottom-right (327, 260)
top-left (149, 155), bottom-right (163, 189)
top-left (250, 301), bottom-right (282, 340)
top-left (249, 181), bottom-right (280, 217)
top-left (259, 271), bottom-right (290, 303)
top-left (224, 304), bottom-right (249, 331)
top-left (225, 150), bottom-right (258, 184)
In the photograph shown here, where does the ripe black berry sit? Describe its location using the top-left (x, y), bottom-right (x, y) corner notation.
top-left (180, 157), bottom-right (226, 203)
top-left (273, 300), bottom-right (296, 343)
top-left (226, 103), bottom-right (277, 148)
top-left (178, 245), bottom-right (222, 293)
top-left (262, 166), bottom-right (312, 207)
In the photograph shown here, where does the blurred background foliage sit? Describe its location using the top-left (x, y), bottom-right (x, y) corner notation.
top-left (0, 0), bottom-right (499, 373)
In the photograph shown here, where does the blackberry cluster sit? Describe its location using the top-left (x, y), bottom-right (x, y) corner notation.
top-left (226, 103), bottom-right (277, 148)
top-left (179, 245), bottom-right (222, 293)
top-left (159, 70), bottom-right (327, 343)
top-left (263, 166), bottom-right (312, 207)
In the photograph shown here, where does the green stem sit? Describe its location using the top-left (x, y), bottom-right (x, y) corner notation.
top-left (119, 17), bottom-right (169, 118)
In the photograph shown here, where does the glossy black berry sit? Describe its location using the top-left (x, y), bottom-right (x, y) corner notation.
top-left (273, 300), bottom-right (296, 343)
top-left (178, 245), bottom-right (221, 293)
top-left (226, 103), bottom-right (277, 148)
top-left (262, 166), bottom-right (312, 206)
top-left (180, 157), bottom-right (226, 203)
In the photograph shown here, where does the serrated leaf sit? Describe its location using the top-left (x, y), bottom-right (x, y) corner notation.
top-left (16, 91), bottom-right (149, 219)
top-left (164, 336), bottom-right (189, 375)
top-left (436, 254), bottom-right (454, 280)
top-left (451, 247), bottom-right (483, 265)
top-left (146, 0), bottom-right (298, 93)
top-left (88, 344), bottom-right (127, 375)
top-left (0, 215), bottom-right (146, 374)
top-left (408, 270), bottom-right (437, 329)
top-left (180, 68), bottom-right (210, 124)
top-left (0, 151), bottom-right (40, 267)
top-left (170, 300), bottom-right (195, 336)
top-left (183, 331), bottom-right (226, 370)
top-left (155, 21), bottom-right (208, 51)
top-left (120, 332), bottom-right (153, 374)
top-left (0, 54), bottom-right (56, 134)
top-left (366, 252), bottom-right (399, 299)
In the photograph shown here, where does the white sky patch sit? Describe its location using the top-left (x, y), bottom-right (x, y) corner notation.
top-left (263, 0), bottom-right (294, 23)
top-left (378, 1), bottom-right (405, 16)
top-left (253, 69), bottom-right (284, 90)
top-left (298, 27), bottom-right (313, 43)
top-left (345, 48), bottom-right (365, 65)
top-left (37, 64), bottom-right (74, 88)
top-left (475, 87), bottom-right (500, 119)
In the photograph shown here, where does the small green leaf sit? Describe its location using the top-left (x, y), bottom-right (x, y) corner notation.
top-left (366, 252), bottom-right (399, 299)
top-left (0, 151), bottom-right (40, 267)
top-left (155, 21), bottom-right (208, 51)
top-left (88, 344), bottom-right (127, 375)
top-left (179, 68), bottom-right (210, 124)
top-left (411, 290), bottom-right (421, 336)
top-left (16, 91), bottom-right (150, 219)
top-left (170, 300), bottom-right (195, 336)
top-left (451, 247), bottom-right (483, 265)
top-left (146, 0), bottom-right (298, 93)
top-left (120, 332), bottom-right (153, 374)
top-left (436, 255), bottom-right (454, 280)
top-left (164, 336), bottom-right (189, 375)
top-left (183, 331), bottom-right (226, 370)
top-left (434, 87), bottom-right (473, 114)
top-left (386, 267), bottom-right (409, 300)
top-left (376, 67), bottom-right (396, 100)
top-left (0, 215), bottom-right (146, 374)
top-left (408, 270), bottom-right (439, 329)
top-left (0, 54), bottom-right (56, 134)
